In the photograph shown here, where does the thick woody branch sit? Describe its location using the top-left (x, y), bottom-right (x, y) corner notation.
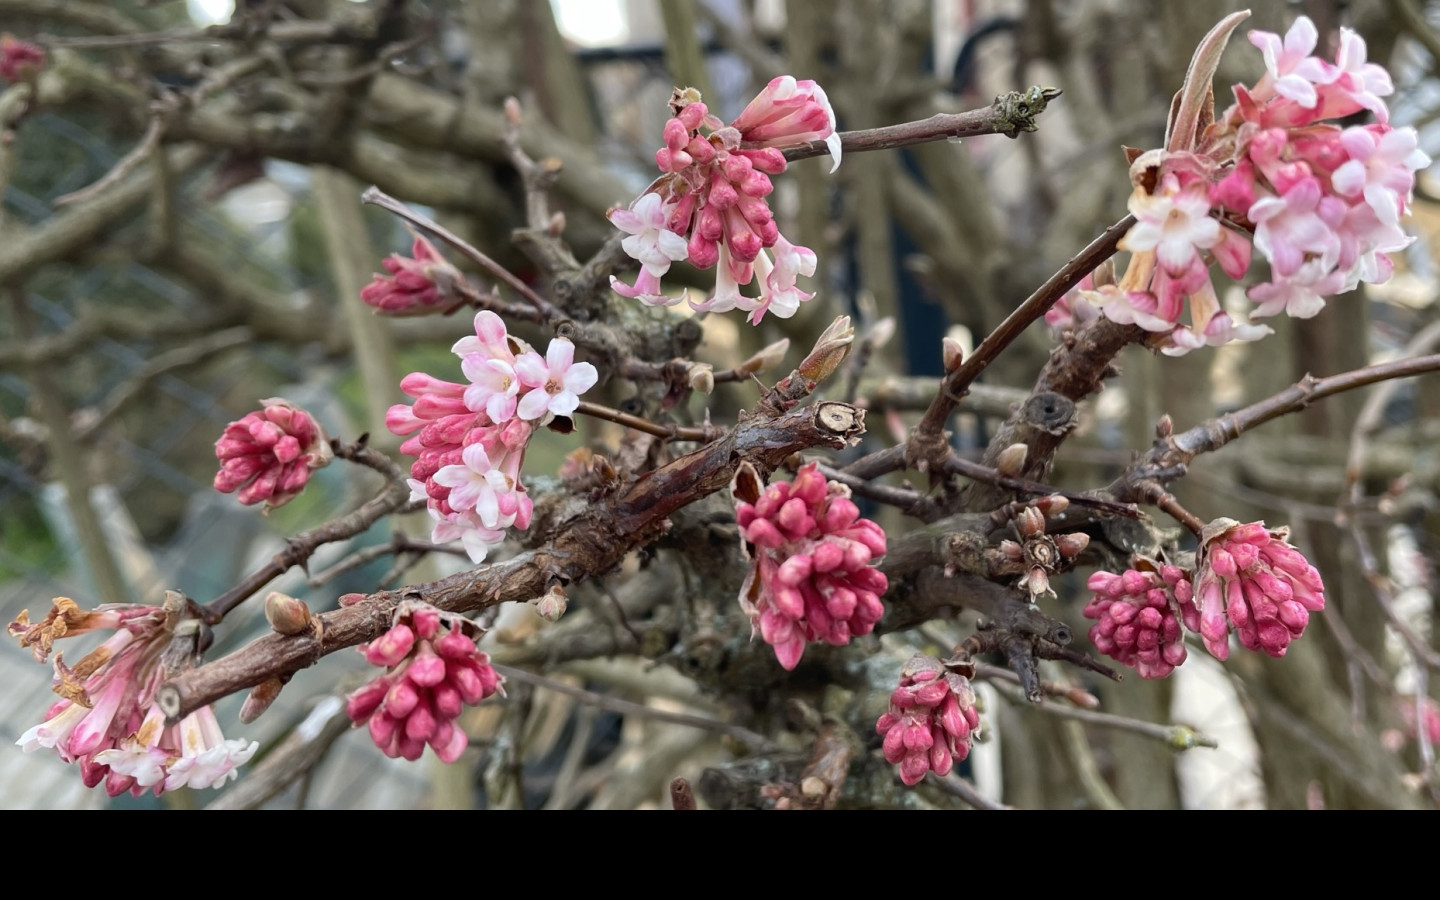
top-left (159, 401), bottom-right (866, 721)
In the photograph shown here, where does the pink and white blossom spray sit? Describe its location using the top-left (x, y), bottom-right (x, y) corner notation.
top-left (9, 594), bottom-right (257, 797)
top-left (387, 311), bottom-right (597, 562)
top-left (1088, 14), bottom-right (1429, 355)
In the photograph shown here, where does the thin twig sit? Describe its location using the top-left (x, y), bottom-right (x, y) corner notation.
top-left (362, 187), bottom-right (564, 320)
top-left (778, 86), bottom-right (1064, 163)
top-left (908, 215), bottom-right (1135, 468)
top-left (991, 681), bottom-right (1218, 750)
top-left (944, 454), bottom-right (1142, 518)
top-left (972, 661), bottom-right (1100, 707)
top-left (75, 327), bottom-right (253, 441)
top-left (306, 532), bottom-right (469, 588)
top-left (40, 18), bottom-right (361, 49)
top-left (202, 442), bottom-right (412, 622)
top-left (812, 462), bottom-right (929, 512)
top-left (1174, 354), bottom-right (1440, 461)
top-left (54, 114), bottom-right (166, 206)
top-left (1059, 718), bottom-right (1126, 809)
top-left (295, 30), bottom-right (434, 87)
top-left (1113, 352), bottom-right (1440, 502)
top-left (927, 772), bottom-right (1011, 810)
top-left (574, 400), bottom-right (725, 443)
top-left (493, 663), bottom-right (778, 752)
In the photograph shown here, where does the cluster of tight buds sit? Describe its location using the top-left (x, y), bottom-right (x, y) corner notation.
top-left (1190, 519), bottom-right (1327, 660)
top-left (360, 231), bottom-right (465, 316)
top-left (1085, 565), bottom-right (1192, 680)
top-left (734, 462), bottom-right (887, 670)
top-left (1084, 520), bottom-right (1326, 677)
top-left (9, 594), bottom-right (257, 797)
top-left (610, 77), bottom-right (839, 323)
top-left (213, 398), bottom-right (332, 510)
top-left (345, 602), bottom-right (503, 763)
top-left (875, 654), bottom-right (982, 786)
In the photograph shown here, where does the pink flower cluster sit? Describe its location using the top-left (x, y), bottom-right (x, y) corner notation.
top-left (0, 34), bottom-right (44, 82)
top-left (1084, 565), bottom-right (1191, 679)
top-left (609, 77), bottom-right (839, 324)
top-left (214, 398), bottom-right (333, 510)
top-left (345, 603), bottom-right (502, 762)
top-left (1084, 522), bottom-right (1327, 675)
top-left (387, 311), bottom-right (597, 562)
top-left (1191, 519), bottom-right (1326, 660)
top-left (1084, 16), bottom-right (1429, 354)
top-left (735, 463), bottom-right (887, 670)
top-left (360, 232), bottom-right (464, 316)
top-left (9, 596), bottom-right (257, 797)
top-left (875, 654), bottom-right (981, 786)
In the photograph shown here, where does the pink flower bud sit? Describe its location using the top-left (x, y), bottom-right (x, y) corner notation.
top-left (213, 399), bottom-right (331, 510)
top-left (360, 233), bottom-right (464, 316)
top-left (876, 655), bottom-right (981, 786)
top-left (1083, 565), bottom-right (1192, 679)
top-left (1188, 519), bottom-right (1326, 659)
top-left (0, 34), bottom-right (45, 82)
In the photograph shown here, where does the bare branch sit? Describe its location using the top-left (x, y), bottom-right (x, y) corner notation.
top-left (160, 400), bottom-right (867, 721)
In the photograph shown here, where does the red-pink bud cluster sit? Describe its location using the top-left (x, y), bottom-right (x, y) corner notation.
top-left (360, 233), bottom-right (464, 316)
top-left (875, 654), bottom-right (981, 786)
top-left (0, 34), bottom-right (44, 82)
top-left (1084, 565), bottom-right (1191, 679)
top-left (1191, 519), bottom-right (1326, 660)
top-left (346, 603), bottom-right (502, 763)
top-left (735, 463), bottom-right (887, 670)
top-left (610, 78), bottom-right (837, 323)
top-left (213, 398), bottom-right (332, 509)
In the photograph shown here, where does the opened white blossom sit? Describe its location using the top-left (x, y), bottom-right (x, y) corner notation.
top-left (514, 338), bottom-right (598, 422)
top-left (390, 312), bottom-right (595, 563)
top-left (9, 595), bottom-right (257, 797)
top-left (1085, 13), bottom-right (1429, 355)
